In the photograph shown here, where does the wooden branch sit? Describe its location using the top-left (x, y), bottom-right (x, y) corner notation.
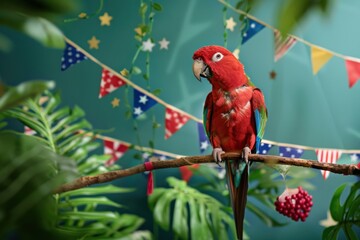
top-left (54, 153), bottom-right (360, 194)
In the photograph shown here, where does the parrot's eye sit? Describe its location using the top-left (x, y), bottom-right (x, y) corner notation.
top-left (212, 52), bottom-right (224, 62)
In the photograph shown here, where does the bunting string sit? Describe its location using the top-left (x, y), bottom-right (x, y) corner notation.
top-left (218, 0), bottom-right (360, 63)
top-left (64, 37), bottom-right (202, 123)
top-left (63, 36), bottom-right (360, 158)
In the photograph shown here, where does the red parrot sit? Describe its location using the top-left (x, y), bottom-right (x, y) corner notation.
top-left (192, 45), bottom-right (267, 240)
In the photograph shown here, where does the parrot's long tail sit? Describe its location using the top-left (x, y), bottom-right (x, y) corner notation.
top-left (225, 160), bottom-right (249, 240)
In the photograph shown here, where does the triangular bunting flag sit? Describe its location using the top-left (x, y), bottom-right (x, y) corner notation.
top-left (165, 108), bottom-right (190, 139)
top-left (279, 146), bottom-right (304, 158)
top-left (61, 42), bottom-right (87, 71)
top-left (345, 59), bottom-right (360, 88)
top-left (316, 149), bottom-right (342, 180)
top-left (197, 122), bottom-right (210, 153)
top-left (133, 89), bottom-right (158, 118)
top-left (349, 153), bottom-right (360, 163)
top-left (274, 31), bottom-right (297, 62)
top-left (256, 142), bottom-right (272, 155)
top-left (311, 46), bottom-right (333, 75)
top-left (179, 164), bottom-right (200, 182)
top-left (99, 69), bottom-right (126, 98)
top-left (242, 19), bottom-right (265, 44)
top-left (24, 126), bottom-right (36, 136)
top-left (104, 139), bottom-right (129, 166)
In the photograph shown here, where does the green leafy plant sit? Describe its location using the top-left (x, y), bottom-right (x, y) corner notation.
top-left (0, 0), bottom-right (77, 49)
top-left (2, 91), bottom-right (151, 239)
top-left (322, 181), bottom-right (360, 240)
top-left (149, 177), bottom-right (236, 240)
top-left (191, 163), bottom-right (315, 228)
top-left (0, 132), bottom-right (78, 239)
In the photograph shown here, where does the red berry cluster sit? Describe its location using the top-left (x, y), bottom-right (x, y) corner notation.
top-left (274, 186), bottom-right (313, 222)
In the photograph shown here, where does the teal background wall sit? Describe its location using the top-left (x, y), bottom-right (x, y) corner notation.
top-left (1, 0), bottom-right (359, 239)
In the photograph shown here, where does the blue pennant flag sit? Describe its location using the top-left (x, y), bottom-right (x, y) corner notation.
top-left (257, 142), bottom-right (272, 154)
top-left (61, 43), bottom-right (87, 71)
top-left (133, 89), bottom-right (158, 118)
top-left (197, 122), bottom-right (210, 153)
top-left (279, 146), bottom-right (304, 158)
top-left (242, 19), bottom-right (265, 44)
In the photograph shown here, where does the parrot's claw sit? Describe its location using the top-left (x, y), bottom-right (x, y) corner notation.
top-left (212, 148), bottom-right (225, 165)
top-left (241, 147), bottom-right (251, 164)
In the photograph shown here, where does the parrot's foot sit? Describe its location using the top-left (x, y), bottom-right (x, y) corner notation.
top-left (241, 147), bottom-right (251, 164)
top-left (212, 148), bottom-right (225, 165)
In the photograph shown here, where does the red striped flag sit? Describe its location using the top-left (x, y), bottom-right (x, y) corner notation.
top-left (274, 31), bottom-right (297, 62)
top-left (104, 139), bottom-right (129, 166)
top-left (315, 149), bottom-right (342, 180)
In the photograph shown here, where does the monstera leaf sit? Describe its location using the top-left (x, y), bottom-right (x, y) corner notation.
top-left (322, 181), bottom-right (360, 240)
top-left (149, 177), bottom-right (236, 240)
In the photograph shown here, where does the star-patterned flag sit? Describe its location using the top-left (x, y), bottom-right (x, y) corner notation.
top-left (197, 122), bottom-right (210, 153)
top-left (316, 149), bottom-right (342, 180)
top-left (99, 68), bottom-right (126, 98)
top-left (133, 89), bottom-right (158, 118)
top-left (104, 139), bottom-right (129, 166)
top-left (256, 142), bottom-right (272, 154)
top-left (24, 126), bottom-right (36, 136)
top-left (242, 19), bottom-right (265, 44)
top-left (61, 42), bottom-right (87, 71)
top-left (165, 108), bottom-right (190, 139)
top-left (349, 153), bottom-right (360, 163)
top-left (279, 146), bottom-right (304, 158)
top-left (274, 31), bottom-right (297, 62)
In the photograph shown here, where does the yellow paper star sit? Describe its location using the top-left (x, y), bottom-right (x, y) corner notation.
top-left (78, 12), bottom-right (88, 19)
top-left (99, 12), bottom-right (113, 26)
top-left (88, 36), bottom-right (100, 49)
top-left (134, 27), bottom-right (145, 36)
top-left (120, 68), bottom-right (129, 77)
top-left (226, 17), bottom-right (237, 32)
top-left (111, 97), bottom-right (120, 108)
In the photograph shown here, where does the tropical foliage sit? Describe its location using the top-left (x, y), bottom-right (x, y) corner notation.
top-left (1, 91), bottom-right (151, 239)
top-left (323, 181), bottom-right (360, 240)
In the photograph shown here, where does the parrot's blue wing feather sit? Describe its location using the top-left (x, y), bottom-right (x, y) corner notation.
top-left (203, 93), bottom-right (213, 142)
top-left (252, 89), bottom-right (268, 153)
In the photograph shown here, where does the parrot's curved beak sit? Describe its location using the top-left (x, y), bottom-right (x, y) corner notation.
top-left (193, 59), bottom-right (211, 81)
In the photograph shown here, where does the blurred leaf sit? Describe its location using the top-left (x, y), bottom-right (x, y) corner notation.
top-left (329, 183), bottom-right (346, 221)
top-left (0, 132), bottom-right (77, 239)
top-left (324, 182), bottom-right (360, 240)
top-left (139, 3), bottom-right (148, 17)
top-left (60, 185), bottom-right (134, 198)
top-left (152, 2), bottom-right (162, 11)
top-left (0, 0), bottom-right (76, 17)
top-left (0, 12), bottom-right (65, 48)
top-left (131, 66), bottom-right (142, 75)
top-left (0, 33), bottom-right (12, 52)
top-left (152, 88), bottom-right (161, 96)
top-left (0, 81), bottom-right (54, 112)
top-left (58, 197), bottom-right (123, 209)
top-left (22, 16), bottom-right (65, 48)
top-left (322, 225), bottom-right (340, 240)
top-left (277, 0), bottom-right (332, 34)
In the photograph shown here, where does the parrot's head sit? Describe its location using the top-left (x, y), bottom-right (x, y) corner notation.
top-left (192, 45), bottom-right (248, 90)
